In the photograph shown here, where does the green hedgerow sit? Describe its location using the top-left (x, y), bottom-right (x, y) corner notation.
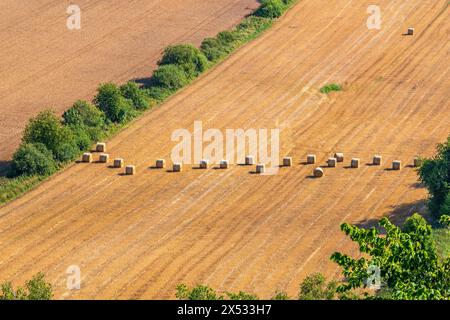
top-left (151, 64), bottom-right (190, 91)
top-left (94, 83), bottom-right (136, 123)
top-left (63, 100), bottom-right (105, 129)
top-left (22, 109), bottom-right (78, 162)
top-left (120, 82), bottom-right (150, 110)
top-left (158, 44), bottom-right (209, 79)
top-left (11, 143), bottom-right (57, 176)
top-left (254, 0), bottom-right (285, 19)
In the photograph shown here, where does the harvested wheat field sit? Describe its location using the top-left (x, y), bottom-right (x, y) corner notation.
top-left (0, 0), bottom-right (259, 160)
top-left (0, 0), bottom-right (449, 299)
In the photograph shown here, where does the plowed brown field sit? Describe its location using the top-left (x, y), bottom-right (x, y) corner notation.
top-left (0, 0), bottom-right (449, 299)
top-left (0, 0), bottom-right (258, 160)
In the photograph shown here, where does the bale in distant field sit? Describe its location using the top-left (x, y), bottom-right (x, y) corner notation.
top-left (114, 158), bottom-right (124, 168)
top-left (245, 156), bottom-right (254, 165)
top-left (307, 154), bottom-right (316, 164)
top-left (220, 160), bottom-right (229, 169)
top-left (414, 157), bottom-right (422, 168)
top-left (199, 159), bottom-right (209, 169)
top-left (256, 164), bottom-right (265, 174)
top-left (173, 163), bottom-right (182, 172)
top-left (283, 157), bottom-right (293, 167)
top-left (125, 165), bottom-right (136, 175)
top-left (82, 153), bottom-right (93, 163)
top-left (156, 159), bottom-right (166, 169)
top-left (328, 158), bottom-right (337, 168)
top-left (407, 27), bottom-right (414, 35)
top-left (351, 158), bottom-right (360, 168)
top-left (314, 167), bottom-right (324, 177)
top-left (392, 160), bottom-right (402, 170)
top-left (99, 154), bottom-right (109, 163)
top-left (96, 142), bottom-right (106, 153)
top-left (334, 153), bottom-right (344, 162)
top-left (373, 155), bottom-right (382, 166)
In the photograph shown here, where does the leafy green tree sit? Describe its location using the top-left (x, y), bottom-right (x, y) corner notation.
top-left (151, 65), bottom-right (189, 91)
top-left (120, 82), bottom-right (149, 110)
top-left (63, 100), bottom-right (105, 128)
top-left (254, 0), bottom-right (285, 19)
top-left (225, 291), bottom-right (258, 300)
top-left (201, 31), bottom-right (242, 62)
top-left (440, 193), bottom-right (450, 217)
top-left (271, 291), bottom-right (289, 300)
top-left (331, 215), bottom-right (450, 300)
top-left (69, 125), bottom-right (94, 151)
top-left (0, 273), bottom-right (53, 300)
top-left (419, 136), bottom-right (450, 217)
top-left (11, 143), bottom-right (57, 176)
top-left (94, 83), bottom-right (136, 123)
top-left (298, 273), bottom-right (337, 300)
top-left (176, 284), bottom-right (223, 300)
top-left (440, 215), bottom-right (450, 228)
top-left (175, 284), bottom-right (259, 300)
top-left (158, 44), bottom-right (209, 79)
top-left (22, 109), bottom-right (78, 162)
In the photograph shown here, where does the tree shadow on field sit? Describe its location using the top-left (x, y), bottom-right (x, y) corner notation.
top-left (353, 199), bottom-right (429, 234)
top-left (133, 77), bottom-right (152, 88)
top-left (0, 160), bottom-right (12, 178)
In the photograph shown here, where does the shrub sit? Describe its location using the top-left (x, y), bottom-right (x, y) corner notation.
top-left (201, 37), bottom-right (229, 62)
top-left (120, 82), bottom-right (149, 110)
top-left (298, 273), bottom-right (337, 300)
top-left (201, 31), bottom-right (241, 62)
top-left (94, 83), bottom-right (136, 123)
top-left (69, 125), bottom-right (93, 151)
top-left (225, 291), bottom-right (258, 300)
top-left (159, 44), bottom-right (209, 78)
top-left (176, 284), bottom-right (223, 300)
top-left (143, 86), bottom-right (172, 102)
top-left (419, 137), bottom-right (450, 217)
top-left (22, 109), bottom-right (77, 161)
top-left (271, 291), bottom-right (289, 300)
top-left (63, 100), bottom-right (105, 128)
top-left (320, 83), bottom-right (343, 94)
top-left (150, 64), bottom-right (189, 91)
top-left (254, 0), bottom-right (285, 19)
top-left (236, 16), bottom-right (273, 35)
top-left (11, 143), bottom-right (57, 176)
top-left (53, 142), bottom-right (80, 163)
top-left (0, 273), bottom-right (53, 300)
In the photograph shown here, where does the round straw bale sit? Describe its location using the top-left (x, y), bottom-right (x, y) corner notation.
top-left (125, 165), bottom-right (136, 175)
top-left (392, 160), bottom-right (402, 170)
top-left (351, 158), bottom-right (360, 168)
top-left (314, 167), bottom-right (324, 177)
top-left (96, 142), bottom-right (106, 153)
top-left (99, 154), bottom-right (109, 163)
top-left (283, 157), bottom-right (293, 167)
top-left (328, 158), bottom-right (337, 168)
top-left (307, 154), bottom-right (316, 164)
top-left (256, 164), bottom-right (265, 174)
top-left (334, 153), bottom-right (344, 162)
top-left (173, 163), bottom-right (182, 172)
top-left (373, 155), bottom-right (382, 166)
top-left (199, 160), bottom-right (209, 169)
top-left (114, 158), bottom-right (124, 168)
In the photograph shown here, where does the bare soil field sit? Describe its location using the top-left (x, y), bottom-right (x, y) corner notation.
top-left (0, 0), bottom-right (259, 160)
top-left (0, 0), bottom-right (449, 299)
